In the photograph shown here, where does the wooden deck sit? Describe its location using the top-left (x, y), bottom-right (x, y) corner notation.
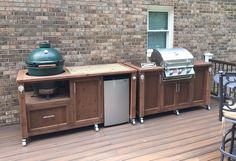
top-left (0, 98), bottom-right (226, 161)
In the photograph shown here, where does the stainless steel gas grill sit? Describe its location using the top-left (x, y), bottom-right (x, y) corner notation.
top-left (150, 48), bottom-right (195, 80)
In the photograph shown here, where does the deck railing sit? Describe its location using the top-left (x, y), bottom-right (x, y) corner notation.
top-left (209, 59), bottom-right (236, 96)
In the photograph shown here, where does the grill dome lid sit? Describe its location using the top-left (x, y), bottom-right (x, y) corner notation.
top-left (26, 42), bottom-right (64, 66)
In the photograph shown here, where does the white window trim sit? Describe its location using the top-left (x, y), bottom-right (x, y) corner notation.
top-left (147, 6), bottom-right (174, 61)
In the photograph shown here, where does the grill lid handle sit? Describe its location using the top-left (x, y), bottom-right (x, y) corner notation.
top-left (44, 50), bottom-right (48, 54)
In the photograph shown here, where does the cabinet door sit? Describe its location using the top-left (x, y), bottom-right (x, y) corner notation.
top-left (176, 80), bottom-right (191, 106)
top-left (73, 77), bottom-right (103, 126)
top-left (192, 66), bottom-right (209, 105)
top-left (163, 81), bottom-right (176, 109)
top-left (143, 72), bottom-right (162, 115)
top-left (163, 80), bottom-right (191, 110)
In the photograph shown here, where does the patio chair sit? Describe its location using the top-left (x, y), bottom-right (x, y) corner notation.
top-left (218, 71), bottom-right (236, 161)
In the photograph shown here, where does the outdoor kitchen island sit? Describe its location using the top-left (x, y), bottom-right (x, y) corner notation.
top-left (126, 61), bottom-right (212, 123)
top-left (16, 63), bottom-right (137, 146)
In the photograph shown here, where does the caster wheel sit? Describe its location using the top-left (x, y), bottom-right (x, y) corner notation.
top-left (94, 124), bottom-right (99, 132)
top-left (140, 118), bottom-right (144, 124)
top-left (22, 139), bottom-right (27, 146)
top-left (207, 105), bottom-right (211, 110)
top-left (175, 110), bottom-right (180, 116)
top-left (131, 119), bottom-right (136, 125)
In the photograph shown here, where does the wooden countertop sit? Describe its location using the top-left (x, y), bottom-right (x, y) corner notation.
top-left (194, 61), bottom-right (212, 67)
top-left (16, 63), bottom-right (136, 83)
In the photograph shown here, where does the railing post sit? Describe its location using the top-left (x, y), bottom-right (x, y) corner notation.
top-left (219, 70), bottom-right (224, 121)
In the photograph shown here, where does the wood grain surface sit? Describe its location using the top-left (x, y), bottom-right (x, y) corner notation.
top-left (0, 98), bottom-right (223, 161)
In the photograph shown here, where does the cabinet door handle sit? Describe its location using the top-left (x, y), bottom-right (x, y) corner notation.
top-left (176, 83), bottom-right (180, 92)
top-left (42, 115), bottom-right (55, 119)
top-left (74, 83), bottom-right (76, 94)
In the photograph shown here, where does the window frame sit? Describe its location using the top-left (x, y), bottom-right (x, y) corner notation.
top-left (147, 6), bottom-right (174, 50)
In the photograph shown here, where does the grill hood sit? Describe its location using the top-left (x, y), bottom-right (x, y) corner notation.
top-left (158, 48), bottom-right (193, 61)
top-left (150, 48), bottom-right (194, 67)
top-left (150, 48), bottom-right (195, 79)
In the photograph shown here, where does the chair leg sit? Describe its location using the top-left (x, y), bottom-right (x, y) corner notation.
top-left (221, 131), bottom-right (227, 161)
top-left (221, 154), bottom-right (224, 161)
top-left (230, 125), bottom-right (236, 155)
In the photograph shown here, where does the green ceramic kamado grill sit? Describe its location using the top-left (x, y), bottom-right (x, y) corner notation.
top-left (26, 42), bottom-right (65, 99)
top-left (26, 42), bottom-right (64, 76)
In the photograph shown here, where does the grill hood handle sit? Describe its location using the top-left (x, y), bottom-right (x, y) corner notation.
top-left (26, 60), bottom-right (65, 67)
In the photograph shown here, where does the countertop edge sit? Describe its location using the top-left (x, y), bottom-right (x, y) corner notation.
top-left (16, 63), bottom-right (137, 83)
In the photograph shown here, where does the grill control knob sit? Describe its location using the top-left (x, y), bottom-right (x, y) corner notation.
top-left (178, 69), bottom-right (183, 74)
top-left (169, 70), bottom-right (174, 75)
top-left (187, 68), bottom-right (191, 73)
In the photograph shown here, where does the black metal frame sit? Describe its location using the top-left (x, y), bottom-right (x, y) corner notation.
top-left (219, 71), bottom-right (236, 121)
top-left (210, 59), bottom-right (236, 96)
top-left (220, 123), bottom-right (236, 161)
top-left (218, 72), bottom-right (236, 160)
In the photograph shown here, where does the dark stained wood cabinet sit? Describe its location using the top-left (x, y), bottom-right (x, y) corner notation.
top-left (143, 71), bottom-right (162, 115)
top-left (72, 77), bottom-right (103, 128)
top-left (16, 62), bottom-right (210, 146)
top-left (192, 66), bottom-right (211, 107)
top-left (16, 63), bottom-right (137, 146)
top-left (124, 63), bottom-right (163, 123)
top-left (163, 81), bottom-right (176, 109)
top-left (22, 81), bottom-right (71, 138)
top-left (126, 61), bottom-right (212, 122)
top-left (163, 79), bottom-right (191, 111)
top-left (178, 80), bottom-right (191, 105)
top-left (26, 96), bottom-right (70, 136)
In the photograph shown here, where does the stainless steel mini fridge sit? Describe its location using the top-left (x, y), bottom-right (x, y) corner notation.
top-left (104, 76), bottom-right (129, 126)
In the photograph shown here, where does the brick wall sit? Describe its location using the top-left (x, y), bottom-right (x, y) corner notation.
top-left (0, 0), bottom-right (235, 126)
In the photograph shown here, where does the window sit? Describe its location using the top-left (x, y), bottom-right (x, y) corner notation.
top-left (147, 6), bottom-right (174, 49)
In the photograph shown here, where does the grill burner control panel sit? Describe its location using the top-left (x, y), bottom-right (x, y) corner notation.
top-left (165, 67), bottom-right (195, 78)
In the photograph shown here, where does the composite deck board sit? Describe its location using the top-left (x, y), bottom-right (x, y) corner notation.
top-left (46, 120), bottom-right (220, 161)
top-left (184, 150), bottom-right (221, 161)
top-left (0, 112), bottom-right (218, 159)
top-left (153, 143), bottom-right (220, 161)
top-left (0, 98), bottom-right (227, 161)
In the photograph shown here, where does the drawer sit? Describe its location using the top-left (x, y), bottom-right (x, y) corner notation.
top-left (27, 101), bottom-right (69, 135)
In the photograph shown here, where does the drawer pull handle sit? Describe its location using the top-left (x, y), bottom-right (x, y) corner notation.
top-left (42, 115), bottom-right (55, 119)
